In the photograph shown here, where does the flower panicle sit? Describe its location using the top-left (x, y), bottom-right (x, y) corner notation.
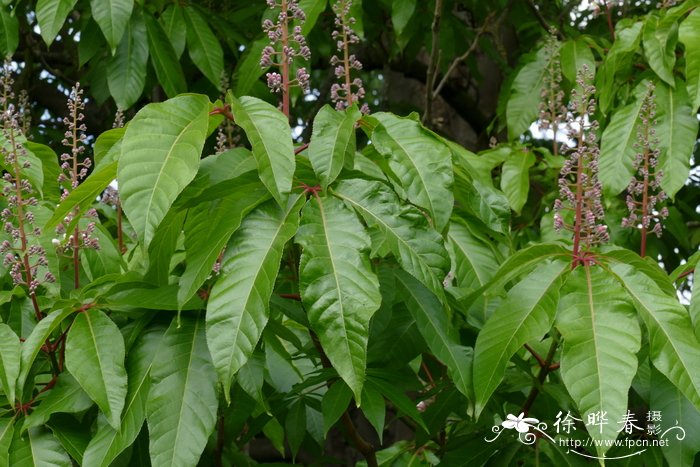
top-left (538, 31), bottom-right (566, 138)
top-left (330, 0), bottom-right (369, 113)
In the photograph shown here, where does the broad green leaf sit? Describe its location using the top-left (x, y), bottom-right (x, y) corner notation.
top-left (143, 208), bottom-right (185, 285)
top-left (692, 273), bottom-right (700, 341)
top-left (105, 283), bottom-right (203, 310)
top-left (90, 0), bottom-right (134, 53)
top-left (25, 141), bottom-right (60, 203)
top-left (160, 4), bottom-right (186, 58)
top-left (557, 266), bottom-right (641, 455)
top-left (206, 195), bottom-right (303, 399)
top-left (597, 21), bottom-right (643, 115)
top-left (93, 127), bottom-right (124, 168)
top-left (228, 94), bottom-right (295, 207)
top-left (322, 380), bottom-right (352, 436)
top-left (506, 47), bottom-right (548, 140)
top-left (286, 399), bottom-right (306, 458)
top-left (365, 375), bottom-right (427, 432)
top-left (360, 384), bottom-right (386, 442)
top-left (599, 80), bottom-right (648, 196)
top-left (560, 38), bottom-right (595, 84)
top-left (679, 8), bottom-right (700, 110)
top-left (65, 309), bottom-right (127, 429)
top-left (372, 113), bottom-right (453, 231)
top-left (643, 11), bottom-right (677, 86)
top-left (83, 323), bottom-right (165, 467)
top-left (500, 148), bottom-right (535, 214)
top-left (23, 374), bottom-right (92, 432)
top-left (456, 175), bottom-right (511, 235)
top-left (147, 316), bottom-right (217, 467)
top-left (177, 172), bottom-right (270, 307)
top-left (0, 7), bottom-right (18, 55)
top-left (183, 6), bottom-right (223, 87)
top-left (473, 260), bottom-right (569, 416)
top-left (108, 11), bottom-right (148, 110)
top-left (655, 78), bottom-right (698, 198)
top-left (9, 427), bottom-right (71, 466)
top-left (298, 0), bottom-right (327, 34)
top-left (334, 179), bottom-right (450, 301)
top-left (309, 105), bottom-right (361, 189)
top-left (296, 196), bottom-right (381, 402)
top-left (0, 323), bottom-right (20, 404)
top-left (78, 19), bottom-right (105, 67)
top-left (118, 94), bottom-right (209, 247)
top-left (447, 219), bottom-right (499, 292)
top-left (0, 132), bottom-right (44, 196)
top-left (232, 38), bottom-right (267, 96)
top-left (391, 0), bottom-right (416, 41)
top-left (46, 414), bottom-right (91, 464)
top-left (600, 246), bottom-right (676, 296)
top-left (145, 14), bottom-right (187, 98)
top-left (609, 262), bottom-right (700, 410)
top-left (395, 271), bottom-right (473, 400)
top-left (36, 0), bottom-right (77, 45)
top-left (0, 418), bottom-right (12, 466)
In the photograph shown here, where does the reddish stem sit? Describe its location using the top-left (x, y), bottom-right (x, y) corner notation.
top-left (640, 142), bottom-right (650, 258)
top-left (281, 0), bottom-right (291, 118)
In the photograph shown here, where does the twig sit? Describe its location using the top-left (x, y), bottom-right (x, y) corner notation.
top-left (525, 0), bottom-right (554, 35)
top-left (603, 1), bottom-right (616, 41)
top-left (422, 0), bottom-right (443, 126)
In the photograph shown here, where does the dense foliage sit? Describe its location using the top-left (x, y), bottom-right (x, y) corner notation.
top-left (0, 0), bottom-right (698, 466)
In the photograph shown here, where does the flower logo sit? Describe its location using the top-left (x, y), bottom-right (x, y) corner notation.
top-left (502, 413), bottom-right (540, 433)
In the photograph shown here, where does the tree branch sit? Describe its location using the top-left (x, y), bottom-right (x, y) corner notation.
top-left (422, 0), bottom-right (443, 127)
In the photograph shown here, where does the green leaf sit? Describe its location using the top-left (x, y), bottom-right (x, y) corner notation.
top-left (371, 113), bottom-right (453, 231)
top-left (183, 6), bottom-right (223, 87)
top-left (333, 179), bottom-right (450, 302)
top-left (655, 78), bottom-right (698, 198)
top-left (507, 47), bottom-right (549, 140)
top-left (298, 0), bottom-right (327, 34)
top-left (309, 105), bottom-right (361, 189)
top-left (79, 19), bottom-right (106, 67)
top-left (558, 266), bottom-right (641, 455)
top-left (93, 127), bottom-right (124, 169)
top-left (286, 399), bottom-right (306, 458)
top-left (643, 11), bottom-right (678, 86)
top-left (560, 38), bottom-right (595, 84)
top-left (178, 172), bottom-right (270, 307)
top-left (25, 141), bottom-right (61, 203)
top-left (296, 195), bottom-right (381, 402)
top-left (365, 375), bottom-right (427, 432)
top-left (145, 14), bottom-right (187, 98)
top-left (0, 7), bottom-right (18, 55)
top-left (692, 272), bottom-right (700, 341)
top-left (597, 21), bottom-right (643, 115)
top-left (473, 260), bottom-right (569, 416)
top-left (447, 219), bottom-right (499, 292)
top-left (394, 271), bottom-right (473, 400)
top-left (36, 0), bottom-right (77, 45)
top-left (0, 418), bottom-right (13, 466)
top-left (679, 8), bottom-right (700, 111)
top-left (118, 94), bottom-right (209, 247)
top-left (23, 374), bottom-right (93, 432)
top-left (160, 4), bottom-right (186, 58)
top-left (147, 316), bottom-right (217, 467)
top-left (206, 195), bottom-right (303, 399)
top-left (82, 324), bottom-right (165, 467)
top-left (500, 148), bottom-right (535, 214)
top-left (232, 38), bottom-right (267, 96)
top-left (391, 0), bottom-right (416, 41)
top-left (0, 133), bottom-right (44, 196)
top-left (9, 427), bottom-right (71, 466)
top-left (90, 0), bottom-right (134, 53)
top-left (600, 246), bottom-right (676, 296)
top-left (609, 262), bottom-right (700, 410)
top-left (108, 11), bottom-right (149, 109)
top-left (228, 94), bottom-right (295, 207)
top-left (65, 309), bottom-right (127, 429)
top-left (0, 323), bottom-right (20, 405)
top-left (322, 380), bottom-right (352, 436)
top-left (360, 384), bottom-right (386, 442)
top-left (47, 414), bottom-right (91, 464)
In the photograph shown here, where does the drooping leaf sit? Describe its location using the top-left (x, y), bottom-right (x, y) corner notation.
top-left (46, 414), bottom-right (91, 464)
top-left (447, 219), bottom-right (499, 292)
top-left (0, 6), bottom-right (18, 55)
top-left (473, 260), bottom-right (569, 416)
top-left (395, 271), bottom-right (473, 400)
top-left (160, 4), bottom-right (186, 58)
top-left (118, 94), bottom-right (209, 247)
top-left (322, 380), bottom-right (352, 436)
top-left (643, 11), bottom-right (678, 86)
top-left (9, 427), bottom-right (71, 466)
top-left (0, 418), bottom-right (13, 466)
top-left (232, 38), bottom-right (267, 96)
top-left (371, 113), bottom-right (453, 231)
top-left (145, 14), bottom-right (187, 98)
top-left (206, 195), bottom-right (303, 399)
top-left (679, 8), bottom-right (700, 111)
top-left (65, 309), bottom-right (127, 429)
top-left (183, 6), bottom-right (223, 87)
top-left (25, 141), bottom-right (60, 203)
top-left (296, 195), bottom-right (381, 402)
top-left (333, 179), bottom-right (450, 301)
top-left (506, 47), bottom-right (549, 140)
top-left (107, 11), bottom-right (149, 110)
top-left (90, 0), bottom-right (134, 53)
top-left (0, 323), bottom-right (20, 405)
top-left (36, 0), bottom-right (77, 46)
top-left (560, 38), bottom-right (596, 84)
top-left (500, 147), bottom-right (535, 214)
top-left (391, 0), bottom-right (416, 46)
top-left (23, 374), bottom-right (93, 432)
top-left (597, 20), bottom-right (643, 115)
top-left (146, 316), bottom-right (217, 467)
top-left (309, 105), bottom-right (361, 189)
top-left (558, 266), bottom-right (641, 455)
top-left (286, 399), bottom-right (306, 458)
top-left (360, 384), bottom-right (386, 442)
top-left (228, 94), bottom-right (295, 207)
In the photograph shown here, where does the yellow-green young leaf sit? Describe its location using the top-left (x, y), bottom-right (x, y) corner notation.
top-left (506, 46), bottom-right (549, 140)
top-left (655, 78), bottom-right (698, 199)
top-left (333, 179), bottom-right (450, 302)
top-left (146, 316), bottom-right (217, 467)
top-left (610, 262), bottom-right (700, 410)
top-left (0, 7), bottom-right (18, 56)
top-left (309, 105), bottom-right (361, 189)
top-left (107, 11), bottom-right (148, 110)
top-left (9, 427), bottom-right (71, 466)
top-left (642, 11), bottom-right (677, 87)
top-left (371, 113), bottom-right (453, 231)
top-left (0, 418), bottom-right (13, 466)
top-left (118, 94), bottom-right (209, 247)
top-left (65, 309), bottom-right (127, 430)
top-left (83, 323), bottom-right (166, 467)
top-left (473, 260), bottom-right (569, 416)
top-left (560, 38), bottom-right (595, 84)
top-left (500, 147), bottom-right (535, 214)
top-left (228, 94), bottom-right (295, 207)
top-left (558, 266), bottom-right (641, 456)
top-left (183, 6), bottom-right (223, 87)
top-left (679, 8), bottom-right (700, 111)
top-left (394, 271), bottom-right (473, 400)
top-left (36, 0), bottom-right (77, 46)
top-left (90, 0), bottom-right (134, 53)
top-left (160, 4), bottom-right (186, 58)
top-left (206, 195), bottom-right (303, 400)
top-left (22, 374), bottom-right (92, 433)
top-left (296, 196), bottom-right (381, 402)
top-left (145, 14), bottom-right (187, 98)
top-left (0, 324), bottom-right (19, 405)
